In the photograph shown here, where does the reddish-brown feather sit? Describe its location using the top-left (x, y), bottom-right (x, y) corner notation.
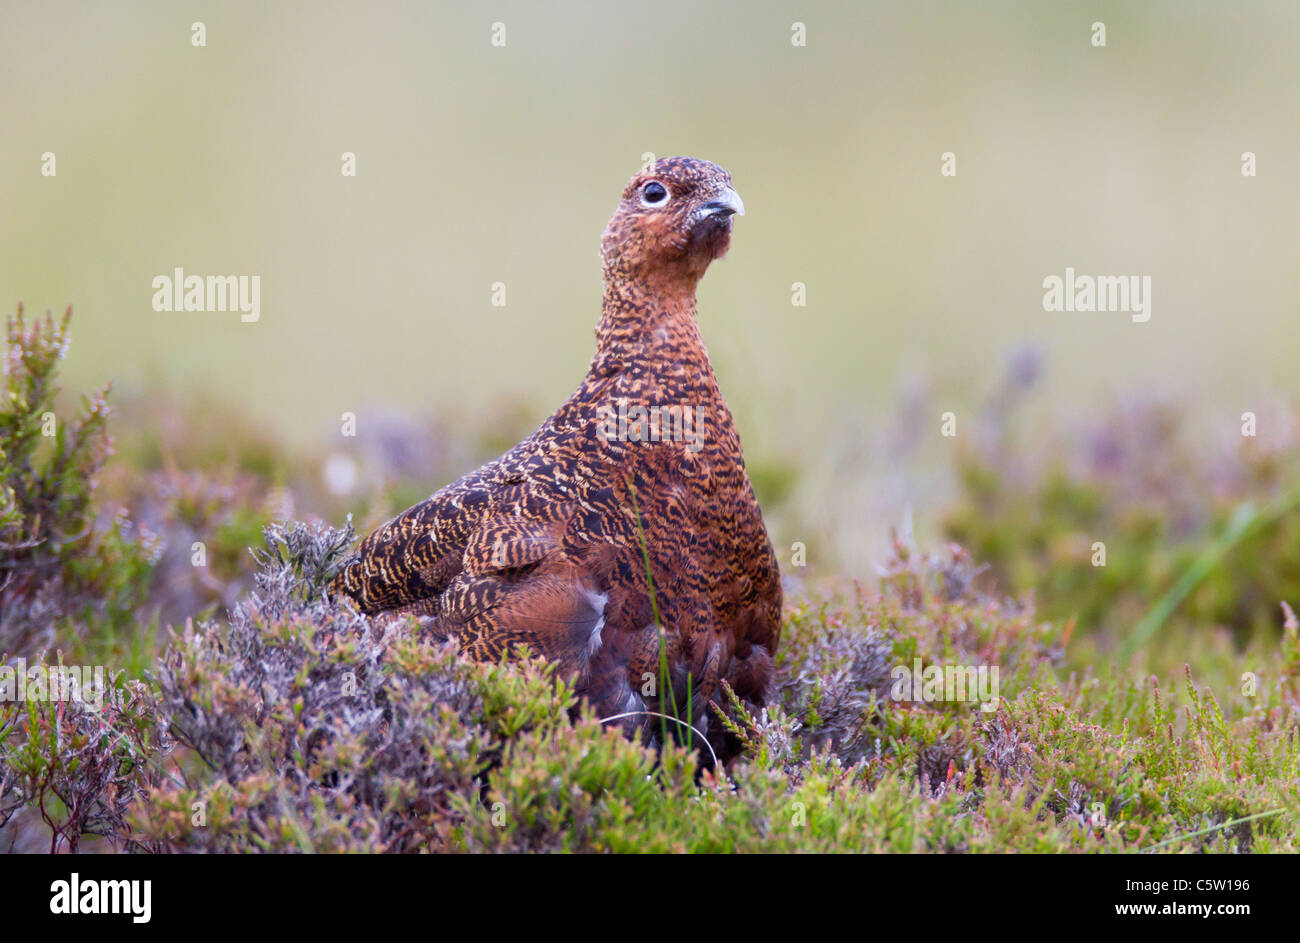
top-left (332, 157), bottom-right (782, 760)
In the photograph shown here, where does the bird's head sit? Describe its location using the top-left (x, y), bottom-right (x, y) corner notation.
top-left (600, 156), bottom-right (744, 292)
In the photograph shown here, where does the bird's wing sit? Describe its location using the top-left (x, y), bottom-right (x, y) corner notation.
top-left (331, 467), bottom-right (496, 613)
top-left (437, 509), bottom-right (620, 679)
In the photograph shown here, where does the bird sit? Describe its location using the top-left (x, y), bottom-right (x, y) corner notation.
top-left (331, 157), bottom-right (782, 761)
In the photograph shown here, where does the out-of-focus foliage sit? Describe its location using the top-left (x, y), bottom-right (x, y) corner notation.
top-left (0, 305), bottom-right (158, 659)
top-left (2, 305), bottom-right (1298, 853)
top-left (944, 379), bottom-right (1300, 661)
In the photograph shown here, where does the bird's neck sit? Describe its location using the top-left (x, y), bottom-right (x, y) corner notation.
top-left (594, 274), bottom-right (708, 363)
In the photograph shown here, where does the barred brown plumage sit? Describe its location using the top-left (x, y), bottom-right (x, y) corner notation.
top-left (331, 157), bottom-right (782, 761)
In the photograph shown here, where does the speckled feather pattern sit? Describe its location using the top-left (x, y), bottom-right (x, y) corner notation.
top-left (332, 157), bottom-right (782, 759)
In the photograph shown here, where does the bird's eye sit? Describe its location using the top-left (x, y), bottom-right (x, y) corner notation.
top-left (640, 181), bottom-right (669, 207)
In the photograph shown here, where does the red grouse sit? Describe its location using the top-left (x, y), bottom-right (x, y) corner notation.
top-left (332, 157), bottom-right (782, 759)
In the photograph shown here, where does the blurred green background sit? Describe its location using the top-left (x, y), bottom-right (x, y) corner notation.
top-left (3, 0), bottom-right (1297, 572)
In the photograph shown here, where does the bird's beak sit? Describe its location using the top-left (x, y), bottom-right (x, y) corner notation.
top-left (701, 186), bottom-right (745, 219)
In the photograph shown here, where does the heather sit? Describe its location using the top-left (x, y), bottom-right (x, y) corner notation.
top-left (2, 307), bottom-right (1296, 853)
